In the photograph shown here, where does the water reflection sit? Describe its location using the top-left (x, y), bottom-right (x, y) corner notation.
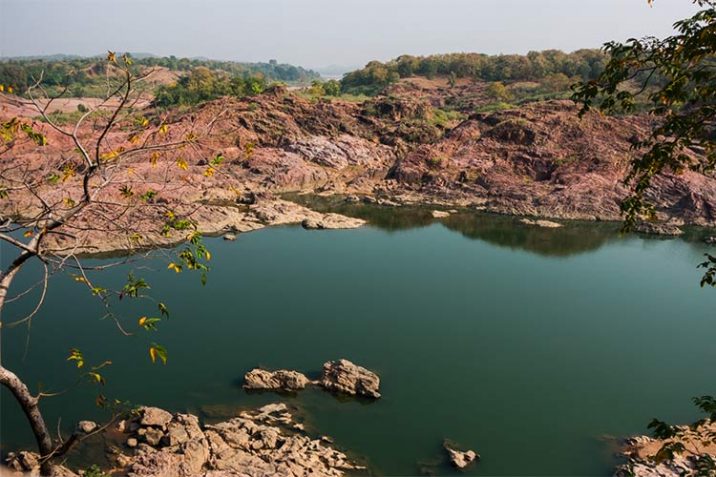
top-left (286, 193), bottom-right (716, 258)
top-left (285, 194), bottom-right (621, 256)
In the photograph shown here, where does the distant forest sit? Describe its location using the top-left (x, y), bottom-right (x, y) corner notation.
top-left (0, 50), bottom-right (623, 108)
top-left (340, 49), bottom-right (609, 95)
top-left (0, 54), bottom-right (321, 96)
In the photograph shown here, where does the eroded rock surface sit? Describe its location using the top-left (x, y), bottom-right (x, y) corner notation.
top-left (4, 89), bottom-right (716, 257)
top-left (520, 218), bottom-right (563, 228)
top-left (320, 359), bottom-right (381, 399)
top-left (243, 369), bottom-right (311, 392)
top-left (117, 403), bottom-right (364, 477)
top-left (633, 221), bottom-right (684, 236)
top-left (614, 420), bottom-right (716, 477)
top-left (442, 440), bottom-right (479, 470)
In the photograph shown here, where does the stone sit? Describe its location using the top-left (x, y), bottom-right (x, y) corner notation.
top-left (614, 419), bottom-right (716, 477)
top-left (244, 368), bottom-right (311, 392)
top-left (520, 218), bottom-right (563, 228)
top-left (77, 420), bottom-right (98, 434)
top-left (634, 221), bottom-right (684, 236)
top-left (222, 233), bottom-right (236, 241)
top-left (432, 210), bottom-right (451, 218)
top-left (301, 218), bottom-right (324, 230)
top-left (143, 427), bottom-right (165, 446)
top-left (127, 437), bottom-right (139, 448)
top-left (166, 414), bottom-right (204, 446)
top-left (116, 419), bottom-right (127, 433)
top-left (320, 359), bottom-right (381, 399)
top-left (180, 438), bottom-right (210, 474)
top-left (139, 406), bottom-right (173, 429)
top-left (444, 443), bottom-right (479, 469)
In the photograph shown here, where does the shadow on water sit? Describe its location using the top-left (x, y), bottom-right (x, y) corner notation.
top-left (286, 193), bottom-right (623, 257)
top-left (286, 193), bottom-right (716, 258)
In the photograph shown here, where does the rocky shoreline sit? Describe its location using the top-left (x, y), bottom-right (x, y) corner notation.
top-left (614, 420), bottom-right (716, 477)
top-left (6, 404), bottom-right (366, 477)
top-left (3, 88), bottom-right (716, 257)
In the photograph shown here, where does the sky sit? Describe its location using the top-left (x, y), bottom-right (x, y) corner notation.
top-left (0, 0), bottom-right (700, 70)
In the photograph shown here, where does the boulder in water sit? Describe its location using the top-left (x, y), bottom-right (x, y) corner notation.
top-left (244, 368), bottom-right (311, 392)
top-left (320, 359), bottom-right (381, 399)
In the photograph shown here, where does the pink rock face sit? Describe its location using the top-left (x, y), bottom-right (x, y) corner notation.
top-left (3, 89), bottom-right (715, 257)
top-left (390, 100), bottom-right (716, 224)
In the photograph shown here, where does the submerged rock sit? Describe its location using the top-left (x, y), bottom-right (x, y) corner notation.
top-left (320, 359), bottom-right (381, 399)
top-left (633, 221), bottom-right (684, 236)
top-left (520, 218), bottom-right (563, 228)
top-left (243, 368), bottom-right (311, 392)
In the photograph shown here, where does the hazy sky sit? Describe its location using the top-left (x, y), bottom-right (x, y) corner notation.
top-left (0, 0), bottom-right (699, 69)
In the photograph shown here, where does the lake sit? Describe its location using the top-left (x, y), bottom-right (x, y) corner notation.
top-left (2, 205), bottom-right (715, 476)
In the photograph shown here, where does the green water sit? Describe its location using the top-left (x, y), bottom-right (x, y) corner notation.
top-left (1, 206), bottom-right (715, 476)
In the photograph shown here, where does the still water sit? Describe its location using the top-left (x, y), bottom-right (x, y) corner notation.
top-left (1, 206), bottom-right (715, 475)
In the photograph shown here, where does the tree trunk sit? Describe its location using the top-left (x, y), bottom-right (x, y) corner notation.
top-left (0, 365), bottom-right (56, 475)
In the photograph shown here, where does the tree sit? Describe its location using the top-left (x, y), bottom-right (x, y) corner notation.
top-left (322, 79), bottom-right (341, 96)
top-left (573, 1), bottom-right (715, 469)
top-left (0, 52), bottom-right (214, 475)
top-left (572, 0), bottom-right (715, 229)
top-left (485, 81), bottom-right (512, 102)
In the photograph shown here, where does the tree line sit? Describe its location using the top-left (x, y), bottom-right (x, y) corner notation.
top-left (341, 49), bottom-right (609, 94)
top-left (0, 55), bottom-right (320, 96)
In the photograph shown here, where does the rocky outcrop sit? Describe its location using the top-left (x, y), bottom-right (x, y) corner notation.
top-left (443, 441), bottom-right (479, 470)
top-left (614, 420), bottom-right (716, 477)
top-left (112, 403), bottom-right (364, 477)
top-left (389, 100), bottom-right (716, 225)
top-left (520, 218), bottom-right (563, 228)
top-left (4, 88), bottom-right (716, 258)
top-left (243, 369), bottom-right (311, 392)
top-left (633, 221), bottom-right (684, 236)
top-left (431, 210), bottom-right (451, 218)
top-left (320, 359), bottom-right (381, 399)
top-left (4, 451), bottom-right (79, 476)
top-left (243, 361), bottom-right (381, 400)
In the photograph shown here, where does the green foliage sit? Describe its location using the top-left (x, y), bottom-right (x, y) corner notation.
top-left (644, 396), bottom-right (716, 471)
top-left (572, 0), bottom-right (716, 230)
top-left (341, 49), bottom-right (608, 95)
top-left (306, 79), bottom-right (342, 97)
top-left (139, 190), bottom-right (157, 202)
top-left (83, 465), bottom-right (111, 477)
top-left (430, 109), bottom-right (466, 128)
top-left (153, 67), bottom-right (267, 107)
top-left (486, 81), bottom-right (512, 102)
top-left (572, 6), bottom-right (715, 470)
top-left (426, 155), bottom-right (445, 169)
top-left (474, 102), bottom-right (515, 114)
top-left (120, 273), bottom-right (150, 299)
top-left (1, 118), bottom-right (48, 145)
top-left (0, 55), bottom-right (319, 96)
top-left (148, 343), bottom-right (168, 365)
